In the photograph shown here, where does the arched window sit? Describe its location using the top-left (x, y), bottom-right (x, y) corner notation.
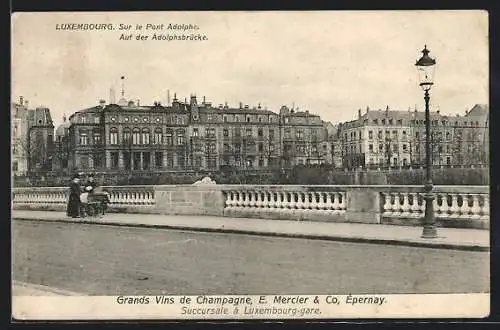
top-left (142, 128), bottom-right (150, 145)
top-left (154, 127), bottom-right (162, 144)
top-left (123, 127), bottom-right (132, 145)
top-left (110, 127), bottom-right (118, 145)
top-left (132, 128), bottom-right (140, 145)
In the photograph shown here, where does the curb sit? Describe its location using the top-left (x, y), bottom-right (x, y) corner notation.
top-left (13, 217), bottom-right (490, 252)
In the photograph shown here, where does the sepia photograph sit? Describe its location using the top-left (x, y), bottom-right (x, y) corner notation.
top-left (11, 10), bottom-right (489, 320)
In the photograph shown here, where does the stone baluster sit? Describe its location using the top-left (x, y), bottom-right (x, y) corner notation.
top-left (225, 191), bottom-right (232, 208)
top-left (242, 191), bottom-right (250, 208)
top-left (339, 192), bottom-right (346, 211)
top-left (295, 192), bottom-right (304, 209)
top-left (449, 194), bottom-right (460, 218)
top-left (470, 194), bottom-right (482, 219)
top-left (254, 191), bottom-right (263, 208)
top-left (438, 194), bottom-right (450, 218)
top-left (302, 192), bottom-right (311, 210)
top-left (236, 191), bottom-right (244, 208)
top-left (392, 193), bottom-right (401, 217)
top-left (384, 193), bottom-right (393, 216)
top-left (409, 193), bottom-right (421, 218)
top-left (316, 192), bottom-right (325, 210)
top-left (282, 192), bottom-right (290, 209)
top-left (310, 192), bottom-right (319, 210)
top-left (480, 195), bottom-right (489, 220)
top-left (400, 193), bottom-right (411, 217)
top-left (276, 192), bottom-right (283, 209)
top-left (331, 192), bottom-right (340, 213)
top-left (459, 194), bottom-right (471, 218)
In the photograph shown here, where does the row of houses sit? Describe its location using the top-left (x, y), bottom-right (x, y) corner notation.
top-left (11, 92), bottom-right (489, 176)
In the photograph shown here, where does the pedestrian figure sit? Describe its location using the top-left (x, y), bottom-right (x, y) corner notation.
top-left (66, 174), bottom-right (81, 218)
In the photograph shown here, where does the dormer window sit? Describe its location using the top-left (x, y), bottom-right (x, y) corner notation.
top-left (389, 119), bottom-right (393, 125)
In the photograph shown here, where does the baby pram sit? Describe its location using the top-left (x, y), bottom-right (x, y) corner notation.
top-left (80, 186), bottom-right (111, 217)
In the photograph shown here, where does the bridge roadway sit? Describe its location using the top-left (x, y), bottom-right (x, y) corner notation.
top-left (12, 220), bottom-right (489, 295)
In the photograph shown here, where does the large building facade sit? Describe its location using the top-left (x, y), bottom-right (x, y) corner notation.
top-left (62, 94), bottom-right (333, 173)
top-left (337, 104), bottom-right (489, 169)
top-left (11, 96), bottom-right (55, 176)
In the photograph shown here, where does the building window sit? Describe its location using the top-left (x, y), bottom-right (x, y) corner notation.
top-left (379, 144), bottom-right (383, 151)
top-left (223, 128), bottom-right (229, 137)
top-left (192, 128), bottom-right (199, 137)
top-left (369, 144), bottom-right (373, 152)
top-left (207, 114), bottom-right (212, 122)
top-left (94, 116), bottom-right (100, 124)
top-left (269, 129), bottom-right (275, 140)
top-left (234, 128), bottom-right (241, 137)
top-left (415, 132), bottom-right (420, 139)
top-left (80, 115), bottom-right (87, 124)
top-left (296, 130), bottom-right (303, 140)
top-left (154, 128), bottom-right (162, 144)
top-left (12, 161), bottom-right (18, 172)
top-left (389, 119), bottom-right (393, 125)
top-left (123, 128), bottom-right (132, 145)
top-left (111, 152), bottom-right (119, 169)
top-left (382, 119), bottom-right (386, 125)
top-left (176, 130), bottom-right (185, 145)
top-left (93, 133), bottom-right (101, 145)
top-left (258, 143), bottom-right (263, 152)
top-left (132, 128), bottom-right (140, 145)
top-left (79, 133), bottom-right (88, 145)
top-left (285, 129), bottom-right (291, 139)
top-left (223, 116), bottom-right (228, 122)
top-left (369, 131), bottom-right (373, 139)
top-left (110, 127), bottom-right (118, 145)
top-left (446, 156), bottom-right (451, 165)
top-left (378, 130), bottom-right (382, 139)
top-left (246, 116), bottom-right (251, 123)
top-left (142, 128), bottom-right (150, 145)
top-left (246, 128), bottom-right (252, 137)
top-left (402, 144), bottom-right (407, 152)
top-left (258, 128), bottom-right (263, 137)
top-left (206, 128), bottom-right (215, 138)
top-left (270, 144), bottom-right (275, 152)
top-left (155, 152), bottom-right (163, 169)
top-left (166, 130), bottom-right (173, 145)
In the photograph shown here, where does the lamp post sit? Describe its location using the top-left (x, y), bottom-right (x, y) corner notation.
top-left (415, 45), bottom-right (437, 238)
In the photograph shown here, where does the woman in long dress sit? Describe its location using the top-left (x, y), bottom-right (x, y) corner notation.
top-left (66, 174), bottom-right (81, 218)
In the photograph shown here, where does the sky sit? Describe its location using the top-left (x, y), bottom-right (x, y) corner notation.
top-left (11, 11), bottom-right (488, 128)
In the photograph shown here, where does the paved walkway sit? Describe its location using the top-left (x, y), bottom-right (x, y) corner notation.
top-left (12, 210), bottom-right (489, 251)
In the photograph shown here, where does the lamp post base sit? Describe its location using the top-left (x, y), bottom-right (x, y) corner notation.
top-left (421, 225), bottom-right (438, 239)
top-left (421, 192), bottom-right (437, 239)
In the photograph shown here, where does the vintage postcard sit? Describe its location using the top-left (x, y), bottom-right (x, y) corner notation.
top-left (11, 10), bottom-right (489, 320)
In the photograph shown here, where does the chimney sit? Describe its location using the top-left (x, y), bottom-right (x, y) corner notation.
top-left (137, 99), bottom-right (140, 107)
top-left (224, 102), bottom-right (228, 109)
top-left (25, 100), bottom-right (29, 109)
top-left (99, 99), bottom-right (106, 108)
top-left (358, 109), bottom-right (361, 119)
top-left (239, 102), bottom-right (243, 109)
top-left (19, 96), bottom-right (24, 106)
top-left (167, 90), bottom-right (171, 104)
top-left (190, 95), bottom-right (197, 105)
top-left (386, 105), bottom-right (389, 114)
top-left (257, 103), bottom-right (261, 110)
top-left (366, 106), bottom-right (370, 113)
top-left (203, 96), bottom-right (206, 105)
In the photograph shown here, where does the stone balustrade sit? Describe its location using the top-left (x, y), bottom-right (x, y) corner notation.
top-left (11, 186), bottom-right (156, 213)
top-left (221, 185), bottom-right (349, 222)
top-left (379, 186), bottom-right (489, 229)
top-left (11, 184), bottom-right (489, 229)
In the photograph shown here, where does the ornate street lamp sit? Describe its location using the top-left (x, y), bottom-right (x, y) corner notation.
top-left (415, 45), bottom-right (437, 238)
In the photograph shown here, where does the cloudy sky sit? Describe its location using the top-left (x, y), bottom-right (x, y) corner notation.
top-left (12, 11), bottom-right (488, 127)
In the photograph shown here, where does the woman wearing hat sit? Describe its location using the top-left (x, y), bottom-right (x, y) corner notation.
top-left (66, 174), bottom-right (81, 218)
